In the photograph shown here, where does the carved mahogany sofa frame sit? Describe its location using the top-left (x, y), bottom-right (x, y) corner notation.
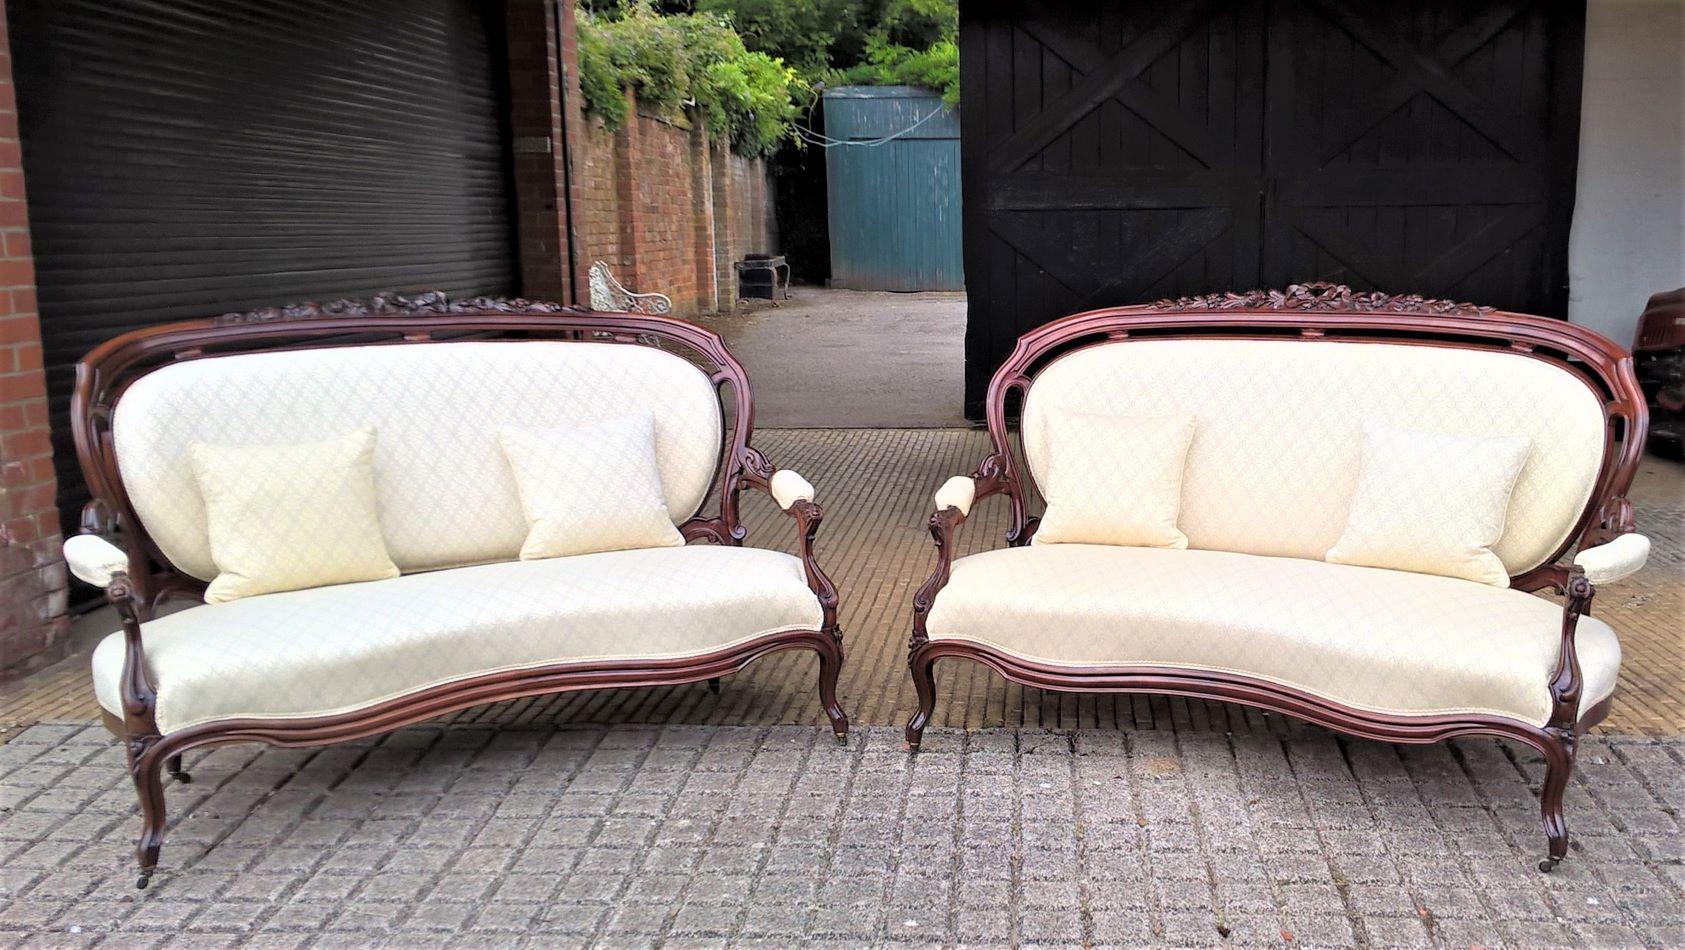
top-left (69, 293), bottom-right (846, 887)
top-left (907, 283), bottom-right (1647, 872)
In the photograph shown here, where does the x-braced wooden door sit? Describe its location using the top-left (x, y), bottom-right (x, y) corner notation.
top-left (960, 0), bottom-right (1585, 416)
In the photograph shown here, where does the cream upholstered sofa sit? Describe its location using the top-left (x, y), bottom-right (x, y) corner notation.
top-left (908, 284), bottom-right (1650, 871)
top-left (63, 293), bottom-right (845, 887)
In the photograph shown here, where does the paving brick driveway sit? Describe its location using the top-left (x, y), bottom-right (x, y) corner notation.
top-left (1, 723), bottom-right (1680, 948)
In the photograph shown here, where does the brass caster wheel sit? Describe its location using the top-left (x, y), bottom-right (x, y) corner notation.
top-left (833, 731), bottom-right (847, 745)
top-left (136, 871), bottom-right (152, 890)
top-left (1538, 856), bottom-right (1561, 873)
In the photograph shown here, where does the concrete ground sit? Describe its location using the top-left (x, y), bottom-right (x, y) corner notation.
top-left (689, 288), bottom-right (967, 428)
top-left (1, 723), bottom-right (1681, 947)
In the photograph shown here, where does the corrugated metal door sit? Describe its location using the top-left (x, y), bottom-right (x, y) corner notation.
top-left (10, 0), bottom-right (517, 534)
top-left (824, 86), bottom-right (963, 291)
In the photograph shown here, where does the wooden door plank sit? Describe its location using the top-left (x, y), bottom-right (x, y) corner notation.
top-left (986, 0), bottom-right (1228, 175)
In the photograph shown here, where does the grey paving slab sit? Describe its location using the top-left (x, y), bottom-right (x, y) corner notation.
top-left (0, 722), bottom-right (1680, 948)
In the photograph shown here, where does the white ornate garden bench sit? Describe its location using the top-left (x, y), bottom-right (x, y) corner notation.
top-left (62, 293), bottom-right (846, 886)
top-left (908, 283), bottom-right (1650, 871)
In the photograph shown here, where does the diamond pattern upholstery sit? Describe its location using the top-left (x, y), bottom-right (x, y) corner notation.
top-left (1020, 339), bottom-right (1606, 576)
top-left (1326, 425), bottom-right (1531, 586)
top-left (92, 546), bottom-right (823, 734)
top-left (112, 341), bottom-right (724, 580)
top-left (1033, 409), bottom-right (1196, 549)
top-left (498, 413), bottom-right (686, 559)
top-left (925, 545), bottom-right (1619, 726)
top-left (190, 427), bottom-right (400, 602)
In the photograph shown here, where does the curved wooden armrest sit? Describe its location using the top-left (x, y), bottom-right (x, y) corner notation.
top-left (1546, 565), bottom-right (1596, 732)
top-left (911, 452), bottom-right (1027, 646)
top-left (739, 462), bottom-right (840, 635)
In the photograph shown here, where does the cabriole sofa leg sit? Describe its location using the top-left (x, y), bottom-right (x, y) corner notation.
top-left (129, 745), bottom-right (168, 889)
top-left (1537, 731), bottom-right (1576, 872)
top-left (166, 753), bottom-right (191, 784)
top-left (817, 636), bottom-right (849, 743)
top-left (905, 647), bottom-right (937, 752)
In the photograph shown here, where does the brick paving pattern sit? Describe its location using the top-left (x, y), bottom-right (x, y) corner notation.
top-left (5, 431), bottom-right (1680, 741)
top-left (0, 722), bottom-right (1680, 947)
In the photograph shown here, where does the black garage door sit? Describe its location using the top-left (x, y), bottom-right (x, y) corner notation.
top-left (12, 0), bottom-right (517, 533)
top-left (960, 0), bottom-right (1585, 416)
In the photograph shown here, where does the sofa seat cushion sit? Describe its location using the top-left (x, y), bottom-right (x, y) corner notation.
top-left (925, 545), bottom-right (1619, 726)
top-left (93, 546), bottom-right (822, 734)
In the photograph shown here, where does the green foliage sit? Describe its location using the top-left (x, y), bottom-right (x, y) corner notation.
top-left (694, 0), bottom-right (869, 74)
top-left (875, 0), bottom-right (956, 48)
top-left (574, 4), bottom-right (809, 156)
top-left (697, 0), bottom-right (959, 103)
top-left (833, 35), bottom-right (958, 105)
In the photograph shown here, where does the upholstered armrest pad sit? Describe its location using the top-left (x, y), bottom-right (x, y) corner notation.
top-left (934, 476), bottom-right (976, 516)
top-left (64, 534), bottom-right (130, 589)
top-left (1574, 533), bottom-right (1650, 585)
top-left (769, 469), bottom-right (815, 510)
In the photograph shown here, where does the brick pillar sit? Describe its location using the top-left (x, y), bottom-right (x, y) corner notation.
top-left (612, 89), bottom-right (643, 292)
top-left (0, 0), bottom-right (69, 678)
top-left (690, 125), bottom-right (717, 313)
top-left (504, 0), bottom-right (573, 303)
top-left (710, 143), bottom-right (736, 311)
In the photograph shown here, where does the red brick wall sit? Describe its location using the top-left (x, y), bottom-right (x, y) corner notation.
top-left (504, 0), bottom-right (571, 302)
top-left (0, 0), bottom-right (69, 678)
top-left (571, 101), bottom-right (774, 316)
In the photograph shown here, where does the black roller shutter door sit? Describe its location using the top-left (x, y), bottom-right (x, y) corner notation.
top-left (11, 0), bottom-right (517, 534)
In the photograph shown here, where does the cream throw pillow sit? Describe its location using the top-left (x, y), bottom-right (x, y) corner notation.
top-left (498, 412), bottom-right (686, 560)
top-left (1034, 409), bottom-right (1197, 548)
top-left (1326, 425), bottom-right (1531, 586)
top-left (190, 428), bottom-right (399, 603)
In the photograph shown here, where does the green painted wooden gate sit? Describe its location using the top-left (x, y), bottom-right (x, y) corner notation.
top-left (824, 86), bottom-right (963, 291)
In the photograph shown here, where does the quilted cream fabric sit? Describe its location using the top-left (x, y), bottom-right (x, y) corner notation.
top-left (925, 545), bottom-right (1620, 726)
top-left (1034, 409), bottom-right (1195, 548)
top-left (111, 341), bottom-right (723, 580)
top-left (1020, 339), bottom-right (1606, 576)
top-left (191, 428), bottom-right (399, 603)
top-left (62, 534), bottom-right (129, 588)
top-left (91, 545), bottom-right (823, 734)
top-left (1326, 426), bottom-right (1531, 586)
top-left (1575, 533), bottom-right (1652, 586)
top-left (499, 413), bottom-right (685, 560)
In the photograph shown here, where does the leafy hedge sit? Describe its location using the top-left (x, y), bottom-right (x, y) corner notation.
top-left (576, 5), bottom-right (809, 157)
top-left (700, 0), bottom-right (959, 105)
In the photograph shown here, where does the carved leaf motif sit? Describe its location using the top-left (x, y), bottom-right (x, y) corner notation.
top-left (214, 291), bottom-right (571, 326)
top-left (1148, 282), bottom-right (1493, 317)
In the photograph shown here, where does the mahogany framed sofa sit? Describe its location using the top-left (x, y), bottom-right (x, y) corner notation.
top-left (908, 283), bottom-right (1650, 871)
top-left (61, 293), bottom-right (846, 887)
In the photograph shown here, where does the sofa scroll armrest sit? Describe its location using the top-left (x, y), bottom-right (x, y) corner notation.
top-left (769, 469), bottom-right (816, 510)
top-left (64, 532), bottom-right (158, 737)
top-left (64, 534), bottom-right (132, 589)
top-left (934, 476), bottom-right (976, 516)
top-left (1573, 533), bottom-right (1650, 586)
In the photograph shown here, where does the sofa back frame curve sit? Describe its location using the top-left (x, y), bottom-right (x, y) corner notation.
top-left (71, 292), bottom-right (772, 612)
top-left (978, 282), bottom-right (1648, 589)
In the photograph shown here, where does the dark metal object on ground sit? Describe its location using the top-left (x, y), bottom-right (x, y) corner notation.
top-left (1634, 288), bottom-right (1685, 459)
top-left (735, 254), bottom-right (790, 303)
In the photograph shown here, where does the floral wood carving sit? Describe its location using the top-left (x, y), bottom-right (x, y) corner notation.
top-left (214, 291), bottom-right (571, 326)
top-left (1148, 282), bottom-right (1494, 317)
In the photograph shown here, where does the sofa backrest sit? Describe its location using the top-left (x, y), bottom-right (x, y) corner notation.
top-left (110, 340), bottom-right (724, 580)
top-left (1020, 337), bottom-right (1608, 576)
